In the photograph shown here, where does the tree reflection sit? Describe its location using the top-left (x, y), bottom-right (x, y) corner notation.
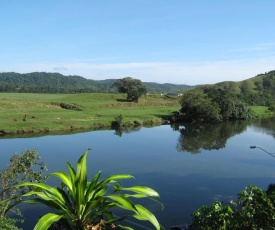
top-left (175, 120), bottom-right (250, 153)
top-left (251, 117), bottom-right (275, 138)
top-left (113, 126), bottom-right (142, 137)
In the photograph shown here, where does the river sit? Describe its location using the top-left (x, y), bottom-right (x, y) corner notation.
top-left (1, 118), bottom-right (275, 229)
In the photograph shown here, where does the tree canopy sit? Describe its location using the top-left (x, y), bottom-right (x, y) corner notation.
top-left (112, 77), bottom-right (147, 102)
top-left (179, 88), bottom-right (255, 123)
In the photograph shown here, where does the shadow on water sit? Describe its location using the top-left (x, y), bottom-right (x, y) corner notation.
top-left (173, 120), bottom-right (252, 153)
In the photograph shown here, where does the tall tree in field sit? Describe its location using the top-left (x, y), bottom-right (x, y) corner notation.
top-left (112, 77), bottom-right (147, 102)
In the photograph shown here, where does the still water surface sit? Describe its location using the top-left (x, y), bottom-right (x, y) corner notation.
top-left (1, 119), bottom-right (275, 229)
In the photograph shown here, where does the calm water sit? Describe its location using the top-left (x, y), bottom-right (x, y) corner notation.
top-left (1, 118), bottom-right (275, 229)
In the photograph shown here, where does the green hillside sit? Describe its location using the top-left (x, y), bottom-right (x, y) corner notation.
top-left (0, 72), bottom-right (194, 93)
top-left (200, 70), bottom-right (275, 106)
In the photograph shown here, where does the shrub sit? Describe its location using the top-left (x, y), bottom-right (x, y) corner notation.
top-left (0, 149), bottom-right (47, 229)
top-left (191, 185), bottom-right (275, 230)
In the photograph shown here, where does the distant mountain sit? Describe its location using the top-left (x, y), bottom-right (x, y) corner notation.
top-left (0, 72), bottom-right (194, 93)
top-left (198, 70), bottom-right (275, 106)
top-left (144, 82), bottom-right (194, 93)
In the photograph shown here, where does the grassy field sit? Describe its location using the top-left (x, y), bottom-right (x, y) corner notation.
top-left (250, 106), bottom-right (275, 118)
top-left (0, 93), bottom-right (180, 134)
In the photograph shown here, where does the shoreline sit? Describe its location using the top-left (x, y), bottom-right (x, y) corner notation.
top-left (0, 118), bottom-right (167, 137)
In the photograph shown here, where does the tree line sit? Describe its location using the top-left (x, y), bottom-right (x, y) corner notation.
top-left (0, 72), bottom-right (192, 94)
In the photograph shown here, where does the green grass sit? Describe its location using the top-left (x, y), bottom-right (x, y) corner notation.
top-left (250, 106), bottom-right (275, 118)
top-left (0, 93), bottom-right (180, 134)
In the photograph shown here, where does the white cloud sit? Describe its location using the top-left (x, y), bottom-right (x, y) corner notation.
top-left (1, 57), bottom-right (275, 85)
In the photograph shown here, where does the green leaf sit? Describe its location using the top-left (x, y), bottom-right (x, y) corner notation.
top-left (50, 171), bottom-right (73, 191)
top-left (23, 190), bottom-right (52, 201)
top-left (33, 213), bottom-right (62, 230)
top-left (101, 174), bottom-right (134, 184)
top-left (82, 199), bottom-right (104, 218)
top-left (124, 194), bottom-right (164, 210)
top-left (56, 187), bottom-right (74, 213)
top-left (94, 186), bottom-right (108, 199)
top-left (227, 205), bottom-right (233, 213)
top-left (116, 225), bottom-right (134, 230)
top-left (25, 198), bottom-right (64, 212)
top-left (97, 174), bottom-right (134, 189)
top-left (66, 162), bottom-right (76, 184)
top-left (20, 182), bottom-right (66, 204)
top-left (119, 186), bottom-right (160, 197)
top-left (134, 204), bottom-right (161, 230)
top-left (85, 170), bottom-right (102, 202)
top-left (75, 151), bottom-right (88, 183)
top-left (106, 195), bottom-right (137, 212)
top-left (66, 162), bottom-right (77, 201)
top-left (75, 151), bottom-right (88, 217)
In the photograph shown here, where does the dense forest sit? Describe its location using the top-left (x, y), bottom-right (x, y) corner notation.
top-left (0, 72), bottom-right (193, 93)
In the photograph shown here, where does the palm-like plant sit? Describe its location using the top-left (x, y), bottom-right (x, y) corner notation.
top-left (17, 151), bottom-right (163, 230)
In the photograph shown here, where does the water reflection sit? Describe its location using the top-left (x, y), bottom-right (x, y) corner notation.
top-left (174, 120), bottom-right (252, 153)
top-left (251, 117), bottom-right (275, 138)
top-left (113, 126), bottom-right (142, 137)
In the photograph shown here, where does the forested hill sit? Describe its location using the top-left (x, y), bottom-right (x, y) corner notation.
top-left (200, 70), bottom-right (275, 106)
top-left (0, 72), bottom-right (193, 93)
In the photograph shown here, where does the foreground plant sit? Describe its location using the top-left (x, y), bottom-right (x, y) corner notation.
top-left (18, 150), bottom-right (163, 230)
top-left (192, 184), bottom-right (275, 230)
top-left (0, 149), bottom-right (47, 229)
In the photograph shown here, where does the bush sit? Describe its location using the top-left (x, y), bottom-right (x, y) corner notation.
top-left (268, 105), bottom-right (275, 112)
top-left (51, 102), bottom-right (83, 111)
top-left (0, 216), bottom-right (22, 230)
top-left (111, 114), bottom-right (124, 128)
top-left (191, 185), bottom-right (275, 230)
top-left (0, 149), bottom-right (47, 229)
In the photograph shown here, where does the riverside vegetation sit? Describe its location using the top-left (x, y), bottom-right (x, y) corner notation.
top-left (0, 92), bottom-right (274, 135)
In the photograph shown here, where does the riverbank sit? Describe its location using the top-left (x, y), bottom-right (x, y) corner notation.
top-left (0, 93), bottom-right (180, 135)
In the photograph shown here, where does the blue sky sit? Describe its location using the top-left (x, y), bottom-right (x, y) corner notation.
top-left (1, 1), bottom-right (275, 85)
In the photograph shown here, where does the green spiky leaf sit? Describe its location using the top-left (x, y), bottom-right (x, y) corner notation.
top-left (33, 213), bottom-right (62, 230)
